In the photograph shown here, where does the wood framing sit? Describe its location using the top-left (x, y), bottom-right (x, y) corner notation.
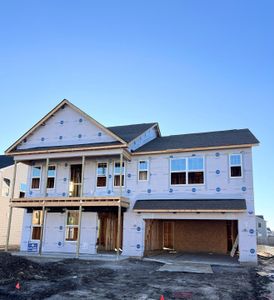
top-left (10, 196), bottom-right (130, 208)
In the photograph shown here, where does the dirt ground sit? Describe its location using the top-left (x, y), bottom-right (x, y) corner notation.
top-left (0, 252), bottom-right (274, 300)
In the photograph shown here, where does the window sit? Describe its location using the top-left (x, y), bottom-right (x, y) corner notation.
top-left (97, 163), bottom-right (108, 187)
top-left (230, 154), bottom-right (242, 177)
top-left (138, 160), bottom-right (149, 181)
top-left (31, 210), bottom-right (43, 240)
top-left (258, 223), bottom-right (262, 228)
top-left (31, 166), bottom-right (41, 189)
top-left (114, 162), bottom-right (125, 187)
top-left (2, 178), bottom-right (10, 197)
top-left (171, 159), bottom-right (186, 185)
top-left (47, 166), bottom-right (56, 189)
top-left (65, 211), bottom-right (79, 241)
top-left (170, 157), bottom-right (204, 185)
top-left (188, 157), bottom-right (204, 184)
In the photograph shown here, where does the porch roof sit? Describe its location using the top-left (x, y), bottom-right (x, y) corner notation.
top-left (133, 199), bottom-right (246, 212)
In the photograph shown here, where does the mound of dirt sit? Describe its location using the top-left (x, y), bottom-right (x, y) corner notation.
top-left (0, 252), bottom-right (64, 284)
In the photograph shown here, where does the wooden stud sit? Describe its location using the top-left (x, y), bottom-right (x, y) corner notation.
top-left (76, 156), bottom-right (85, 258)
top-left (39, 158), bottom-right (49, 255)
top-left (5, 161), bottom-right (18, 252)
top-left (116, 153), bottom-right (123, 258)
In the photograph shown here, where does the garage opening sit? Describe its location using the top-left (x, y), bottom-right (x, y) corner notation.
top-left (144, 220), bottom-right (238, 255)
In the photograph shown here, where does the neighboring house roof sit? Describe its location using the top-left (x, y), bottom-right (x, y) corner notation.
top-left (133, 199), bottom-right (247, 212)
top-left (256, 215), bottom-right (265, 220)
top-left (108, 123), bottom-right (158, 143)
top-left (134, 129), bottom-right (259, 153)
top-left (12, 141), bottom-right (124, 153)
top-left (0, 155), bottom-right (14, 169)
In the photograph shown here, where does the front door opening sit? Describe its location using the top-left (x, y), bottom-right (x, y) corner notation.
top-left (97, 212), bottom-right (123, 253)
top-left (69, 164), bottom-right (82, 197)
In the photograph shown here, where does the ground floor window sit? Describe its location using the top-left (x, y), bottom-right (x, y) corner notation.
top-left (65, 210), bottom-right (79, 241)
top-left (31, 210), bottom-right (43, 240)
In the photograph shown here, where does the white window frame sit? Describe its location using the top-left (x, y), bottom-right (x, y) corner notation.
top-left (138, 160), bottom-right (149, 182)
top-left (96, 162), bottom-right (108, 188)
top-left (65, 210), bottom-right (79, 243)
top-left (170, 157), bottom-right (205, 186)
top-left (31, 210), bottom-right (43, 241)
top-left (47, 165), bottom-right (57, 190)
top-left (113, 161), bottom-right (125, 187)
top-left (30, 165), bottom-right (42, 190)
top-left (229, 153), bottom-right (243, 178)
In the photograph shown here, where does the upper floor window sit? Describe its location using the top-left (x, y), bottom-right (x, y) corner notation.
top-left (229, 154), bottom-right (242, 177)
top-left (66, 210), bottom-right (79, 241)
top-left (138, 160), bottom-right (149, 181)
top-left (31, 210), bottom-right (43, 240)
top-left (171, 158), bottom-right (186, 185)
top-left (170, 157), bottom-right (204, 185)
top-left (31, 166), bottom-right (41, 189)
top-left (47, 166), bottom-right (56, 189)
top-left (114, 162), bottom-right (125, 187)
top-left (97, 162), bottom-right (108, 187)
top-left (188, 157), bottom-right (204, 184)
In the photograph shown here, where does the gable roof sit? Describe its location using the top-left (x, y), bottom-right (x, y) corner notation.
top-left (6, 99), bottom-right (127, 154)
top-left (0, 155), bottom-right (14, 169)
top-left (134, 129), bottom-right (259, 153)
top-left (108, 123), bottom-right (159, 143)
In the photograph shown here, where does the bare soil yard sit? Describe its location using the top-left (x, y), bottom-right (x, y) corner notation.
top-left (0, 252), bottom-right (273, 300)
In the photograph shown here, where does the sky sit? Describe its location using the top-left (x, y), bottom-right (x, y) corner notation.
top-left (0, 1), bottom-right (273, 227)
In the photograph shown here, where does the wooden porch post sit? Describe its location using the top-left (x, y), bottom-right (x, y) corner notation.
top-left (116, 153), bottom-right (123, 258)
top-left (39, 158), bottom-right (49, 255)
top-left (5, 161), bottom-right (18, 252)
top-left (76, 156), bottom-right (85, 258)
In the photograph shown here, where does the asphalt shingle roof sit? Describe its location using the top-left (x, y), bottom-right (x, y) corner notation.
top-left (134, 129), bottom-right (259, 152)
top-left (108, 123), bottom-right (158, 143)
top-left (133, 199), bottom-right (247, 211)
top-left (0, 155), bottom-right (14, 169)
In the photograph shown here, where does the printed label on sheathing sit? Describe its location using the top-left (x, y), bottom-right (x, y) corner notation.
top-left (27, 242), bottom-right (38, 252)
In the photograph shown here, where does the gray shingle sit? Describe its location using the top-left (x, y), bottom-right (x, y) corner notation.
top-left (0, 155), bottom-right (14, 169)
top-left (134, 129), bottom-right (259, 152)
top-left (133, 199), bottom-right (246, 211)
top-left (108, 123), bottom-right (158, 143)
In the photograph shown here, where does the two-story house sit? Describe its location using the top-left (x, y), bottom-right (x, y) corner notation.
top-left (5, 99), bottom-right (259, 264)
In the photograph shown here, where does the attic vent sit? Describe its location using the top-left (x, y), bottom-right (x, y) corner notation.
top-left (61, 104), bottom-right (66, 109)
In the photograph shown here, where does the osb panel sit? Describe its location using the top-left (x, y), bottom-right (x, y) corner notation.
top-left (174, 220), bottom-right (228, 254)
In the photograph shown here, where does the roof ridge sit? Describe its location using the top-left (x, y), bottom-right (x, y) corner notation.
top-left (108, 122), bottom-right (158, 128)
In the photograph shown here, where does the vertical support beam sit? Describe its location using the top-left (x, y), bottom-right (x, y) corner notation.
top-left (76, 156), bottom-right (85, 258)
top-left (39, 158), bottom-right (49, 255)
top-left (116, 153), bottom-right (123, 258)
top-left (5, 161), bottom-right (18, 252)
